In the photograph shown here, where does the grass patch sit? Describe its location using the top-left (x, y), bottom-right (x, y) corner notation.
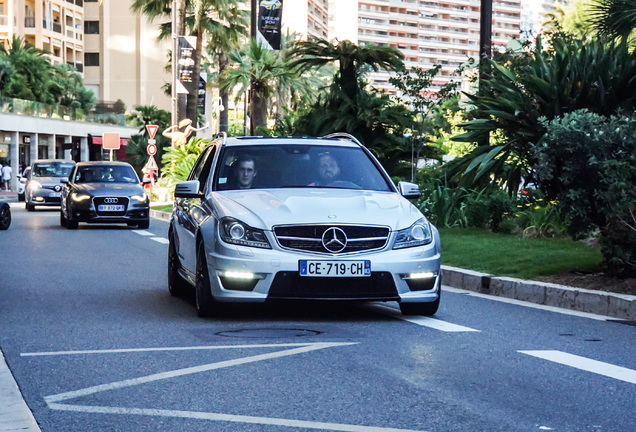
top-left (439, 227), bottom-right (603, 279)
top-left (150, 204), bottom-right (173, 213)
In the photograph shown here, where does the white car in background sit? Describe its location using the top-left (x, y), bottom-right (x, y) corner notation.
top-left (17, 166), bottom-right (30, 202)
top-left (168, 133), bottom-right (442, 317)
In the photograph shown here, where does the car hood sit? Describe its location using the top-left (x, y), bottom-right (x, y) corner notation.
top-left (210, 189), bottom-right (425, 231)
top-left (74, 183), bottom-right (146, 196)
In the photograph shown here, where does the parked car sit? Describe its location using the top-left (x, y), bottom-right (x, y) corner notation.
top-left (169, 133), bottom-right (441, 317)
top-left (17, 166), bottom-right (30, 202)
top-left (60, 161), bottom-right (150, 229)
top-left (25, 160), bottom-right (75, 211)
top-left (0, 201), bottom-right (10, 230)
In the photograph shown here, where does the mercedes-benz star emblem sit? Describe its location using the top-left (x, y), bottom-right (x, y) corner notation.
top-left (321, 227), bottom-right (347, 253)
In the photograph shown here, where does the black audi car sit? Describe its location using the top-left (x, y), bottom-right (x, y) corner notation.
top-left (60, 161), bottom-right (150, 229)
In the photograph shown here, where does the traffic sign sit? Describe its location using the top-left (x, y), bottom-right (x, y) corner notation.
top-left (146, 124), bottom-right (158, 139)
top-left (147, 143), bottom-right (157, 156)
top-left (145, 155), bottom-right (158, 171)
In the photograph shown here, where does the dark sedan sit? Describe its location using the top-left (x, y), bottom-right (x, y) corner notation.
top-left (60, 161), bottom-right (150, 229)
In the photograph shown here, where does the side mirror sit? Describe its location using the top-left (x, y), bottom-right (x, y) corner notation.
top-left (142, 178), bottom-right (152, 185)
top-left (397, 181), bottom-right (421, 199)
top-left (174, 180), bottom-right (204, 199)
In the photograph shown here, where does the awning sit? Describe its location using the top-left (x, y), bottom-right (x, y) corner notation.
top-left (91, 137), bottom-right (129, 146)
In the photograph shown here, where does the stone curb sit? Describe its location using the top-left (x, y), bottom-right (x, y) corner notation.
top-left (442, 265), bottom-right (636, 320)
top-left (150, 209), bottom-right (171, 221)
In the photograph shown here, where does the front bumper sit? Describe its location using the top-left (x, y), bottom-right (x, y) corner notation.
top-left (203, 236), bottom-right (441, 304)
top-left (69, 200), bottom-right (149, 224)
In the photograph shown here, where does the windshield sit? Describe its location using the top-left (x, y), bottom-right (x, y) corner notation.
top-left (32, 162), bottom-right (75, 177)
top-left (214, 144), bottom-right (392, 192)
top-left (74, 165), bottom-right (139, 184)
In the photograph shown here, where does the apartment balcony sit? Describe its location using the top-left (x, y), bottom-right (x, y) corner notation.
top-left (53, 22), bottom-right (62, 33)
top-left (24, 17), bottom-right (36, 28)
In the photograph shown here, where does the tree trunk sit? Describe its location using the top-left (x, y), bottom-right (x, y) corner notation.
top-left (250, 86), bottom-right (267, 133)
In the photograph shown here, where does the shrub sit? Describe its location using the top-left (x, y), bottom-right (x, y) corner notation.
top-left (535, 110), bottom-right (636, 276)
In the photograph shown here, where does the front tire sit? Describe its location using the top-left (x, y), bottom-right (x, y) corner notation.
top-left (136, 218), bottom-right (150, 229)
top-left (168, 230), bottom-right (189, 297)
top-left (60, 209), bottom-right (67, 227)
top-left (195, 240), bottom-right (218, 317)
top-left (26, 201), bottom-right (34, 212)
top-left (0, 204), bottom-right (11, 230)
top-left (18, 192), bottom-right (24, 202)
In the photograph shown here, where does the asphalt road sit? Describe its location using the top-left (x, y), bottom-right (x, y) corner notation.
top-left (1, 203), bottom-right (635, 432)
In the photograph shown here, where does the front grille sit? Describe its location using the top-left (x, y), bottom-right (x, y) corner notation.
top-left (267, 271), bottom-right (398, 300)
top-left (274, 225), bottom-right (389, 254)
top-left (93, 196), bottom-right (129, 216)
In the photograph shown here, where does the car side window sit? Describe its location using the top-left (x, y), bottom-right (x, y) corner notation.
top-left (188, 145), bottom-right (217, 193)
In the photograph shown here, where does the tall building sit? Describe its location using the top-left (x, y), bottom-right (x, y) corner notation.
top-left (0, 0), bottom-right (84, 70)
top-left (341, 0), bottom-right (522, 95)
top-left (83, 0), bottom-right (171, 111)
top-left (283, 0), bottom-right (329, 40)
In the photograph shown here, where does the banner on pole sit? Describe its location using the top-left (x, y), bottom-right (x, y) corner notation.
top-left (177, 36), bottom-right (197, 94)
top-left (258, 0), bottom-right (283, 50)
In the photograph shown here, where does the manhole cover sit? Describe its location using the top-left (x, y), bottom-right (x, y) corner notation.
top-left (216, 328), bottom-right (322, 338)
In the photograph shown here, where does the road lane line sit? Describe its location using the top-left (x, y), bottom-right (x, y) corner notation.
top-left (21, 343), bottom-right (326, 357)
top-left (367, 304), bottom-right (480, 332)
top-left (132, 230), bottom-right (154, 236)
top-left (0, 350), bottom-right (41, 432)
top-left (519, 350), bottom-right (636, 384)
top-left (151, 237), bottom-right (169, 244)
top-left (48, 403), bottom-right (431, 432)
top-left (44, 343), bottom-right (356, 403)
top-left (444, 286), bottom-right (615, 321)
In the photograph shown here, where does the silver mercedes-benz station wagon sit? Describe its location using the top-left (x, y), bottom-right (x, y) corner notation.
top-left (169, 133), bottom-right (441, 317)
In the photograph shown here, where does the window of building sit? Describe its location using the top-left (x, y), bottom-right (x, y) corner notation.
top-left (84, 21), bottom-right (99, 34)
top-left (85, 53), bottom-right (99, 66)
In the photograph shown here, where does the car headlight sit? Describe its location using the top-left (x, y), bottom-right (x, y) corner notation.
top-left (393, 218), bottom-right (433, 249)
top-left (219, 218), bottom-right (271, 249)
top-left (71, 192), bottom-right (91, 201)
top-left (131, 193), bottom-right (148, 202)
top-left (28, 181), bottom-right (41, 191)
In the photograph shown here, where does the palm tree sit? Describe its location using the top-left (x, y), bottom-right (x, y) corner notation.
top-left (220, 39), bottom-right (297, 132)
top-left (0, 36), bottom-right (56, 103)
top-left (290, 39), bottom-right (404, 103)
top-left (588, 0), bottom-right (636, 39)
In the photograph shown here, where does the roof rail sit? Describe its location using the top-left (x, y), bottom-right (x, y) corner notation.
top-left (322, 132), bottom-right (363, 147)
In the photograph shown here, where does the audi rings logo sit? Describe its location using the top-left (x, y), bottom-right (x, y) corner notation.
top-left (54, 185), bottom-right (61, 192)
top-left (321, 227), bottom-right (347, 253)
top-left (104, 197), bottom-right (119, 204)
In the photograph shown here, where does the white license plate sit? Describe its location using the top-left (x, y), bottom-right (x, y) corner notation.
top-left (299, 260), bottom-right (371, 277)
top-left (50, 192), bottom-right (61, 198)
top-left (98, 204), bottom-right (125, 212)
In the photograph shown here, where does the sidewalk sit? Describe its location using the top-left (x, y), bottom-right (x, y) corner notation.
top-left (0, 191), bottom-right (17, 202)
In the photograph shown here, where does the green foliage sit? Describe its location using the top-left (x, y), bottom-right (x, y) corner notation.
top-left (451, 33), bottom-right (636, 192)
top-left (535, 109), bottom-right (636, 276)
top-left (161, 137), bottom-right (210, 183)
top-left (416, 177), bottom-right (468, 228)
top-left (464, 188), bottom-right (513, 232)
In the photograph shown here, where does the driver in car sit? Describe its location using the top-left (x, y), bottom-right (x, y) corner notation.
top-left (311, 152), bottom-right (340, 186)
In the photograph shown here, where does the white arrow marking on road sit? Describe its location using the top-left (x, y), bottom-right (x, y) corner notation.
top-left (132, 230), bottom-right (153, 236)
top-left (151, 237), bottom-right (169, 244)
top-left (39, 342), bottom-right (433, 432)
top-left (45, 343), bottom-right (355, 403)
top-left (519, 350), bottom-right (636, 384)
top-left (367, 304), bottom-right (480, 332)
top-left (47, 404), bottom-right (431, 432)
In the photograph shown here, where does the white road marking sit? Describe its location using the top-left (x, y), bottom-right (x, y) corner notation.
top-left (0, 350), bottom-right (41, 432)
top-left (21, 343), bottom-right (324, 357)
top-left (47, 403), bottom-right (430, 432)
top-left (40, 342), bottom-right (431, 431)
top-left (519, 350), bottom-right (636, 384)
top-left (132, 230), bottom-right (154, 236)
top-left (151, 237), bottom-right (169, 244)
top-left (443, 286), bottom-right (615, 321)
top-left (367, 304), bottom-right (480, 332)
top-left (45, 343), bottom-right (356, 403)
